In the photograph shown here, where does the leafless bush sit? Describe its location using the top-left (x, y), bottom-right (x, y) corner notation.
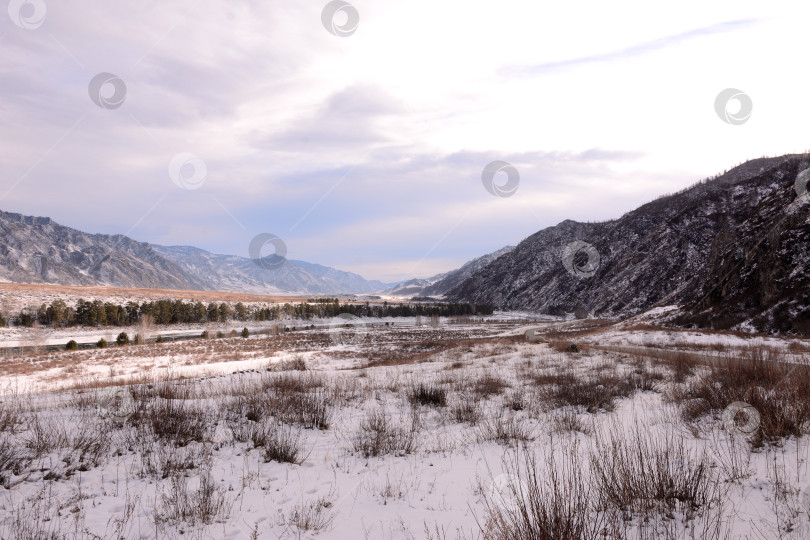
top-left (505, 388), bottom-right (526, 411)
top-left (136, 440), bottom-right (209, 479)
top-left (0, 395), bottom-right (23, 433)
top-left (550, 408), bottom-right (592, 435)
top-left (478, 412), bottom-right (534, 446)
top-left (409, 382), bottom-right (448, 407)
top-left (286, 491), bottom-right (336, 532)
top-left (474, 374), bottom-right (511, 399)
top-left (0, 434), bottom-right (27, 488)
top-left (0, 490), bottom-right (67, 539)
top-left (542, 370), bottom-right (637, 413)
top-left (136, 396), bottom-right (214, 447)
top-left (451, 393), bottom-right (482, 425)
top-left (271, 356), bottom-right (308, 371)
top-left (156, 472), bottom-right (233, 526)
top-left (479, 440), bottom-right (604, 540)
top-left (591, 422), bottom-right (716, 518)
top-left (352, 409), bottom-right (420, 458)
top-left (22, 413), bottom-right (68, 456)
top-left (548, 340), bottom-right (582, 354)
top-left (272, 389), bottom-right (333, 430)
top-left (671, 350), bottom-right (810, 444)
top-left (263, 423), bottom-right (306, 464)
top-left (659, 350), bottom-right (700, 382)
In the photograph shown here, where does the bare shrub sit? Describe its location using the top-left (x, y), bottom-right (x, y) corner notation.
top-left (478, 412), bottom-right (534, 446)
top-left (548, 340), bottom-right (582, 354)
top-left (135, 396), bottom-right (213, 447)
top-left (271, 356), bottom-right (308, 372)
top-left (451, 393), bottom-right (482, 425)
top-left (263, 423), bottom-right (305, 464)
top-left (0, 434), bottom-right (27, 488)
top-left (659, 350), bottom-right (700, 382)
top-left (135, 440), bottom-right (208, 479)
top-left (409, 382), bottom-right (448, 407)
top-left (474, 374), bottom-right (511, 399)
top-left (352, 409), bottom-right (419, 458)
top-left (591, 422), bottom-right (716, 517)
top-left (479, 440), bottom-right (604, 540)
top-left (287, 491), bottom-right (336, 532)
top-left (505, 388), bottom-right (526, 411)
top-left (272, 389), bottom-right (333, 430)
top-left (542, 370), bottom-right (636, 413)
top-left (672, 350), bottom-right (810, 444)
top-left (550, 409), bottom-right (591, 435)
top-left (156, 472), bottom-right (233, 526)
top-left (0, 490), bottom-right (68, 539)
top-left (0, 395), bottom-right (23, 433)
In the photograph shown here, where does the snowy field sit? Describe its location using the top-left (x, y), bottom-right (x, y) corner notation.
top-left (1, 319), bottom-right (810, 539)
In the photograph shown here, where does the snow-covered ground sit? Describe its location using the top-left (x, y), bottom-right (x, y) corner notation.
top-left (2, 320), bottom-right (810, 539)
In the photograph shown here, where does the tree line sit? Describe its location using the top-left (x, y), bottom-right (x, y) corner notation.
top-left (6, 298), bottom-right (493, 328)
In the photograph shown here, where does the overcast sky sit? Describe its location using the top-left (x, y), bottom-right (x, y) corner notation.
top-left (0, 0), bottom-right (807, 282)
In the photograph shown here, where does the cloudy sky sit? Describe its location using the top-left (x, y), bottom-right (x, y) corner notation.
top-left (0, 0), bottom-right (807, 282)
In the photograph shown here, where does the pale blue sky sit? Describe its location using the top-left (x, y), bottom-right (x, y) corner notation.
top-left (0, 0), bottom-right (807, 281)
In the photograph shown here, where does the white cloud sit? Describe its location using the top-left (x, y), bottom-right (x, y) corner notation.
top-left (1, 0), bottom-right (807, 281)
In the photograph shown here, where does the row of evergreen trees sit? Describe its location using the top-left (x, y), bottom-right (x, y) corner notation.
top-left (10, 298), bottom-right (493, 328)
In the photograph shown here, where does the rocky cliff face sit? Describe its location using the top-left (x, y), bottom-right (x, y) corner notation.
top-left (446, 154), bottom-right (810, 334)
top-left (0, 211), bottom-right (206, 290)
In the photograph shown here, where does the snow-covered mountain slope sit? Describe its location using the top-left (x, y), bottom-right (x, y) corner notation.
top-left (381, 247), bottom-right (515, 298)
top-left (0, 211), bottom-right (207, 290)
top-left (152, 246), bottom-right (389, 295)
top-left (446, 154), bottom-right (810, 334)
top-left (0, 211), bottom-right (390, 295)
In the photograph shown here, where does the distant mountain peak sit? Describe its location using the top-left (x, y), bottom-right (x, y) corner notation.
top-left (0, 211), bottom-right (391, 295)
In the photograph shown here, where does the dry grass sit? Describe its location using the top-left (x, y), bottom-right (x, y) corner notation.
top-left (352, 408), bottom-right (420, 458)
top-left (671, 347), bottom-right (810, 445)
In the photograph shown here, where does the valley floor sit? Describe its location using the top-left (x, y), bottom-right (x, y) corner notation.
top-left (1, 319), bottom-right (810, 539)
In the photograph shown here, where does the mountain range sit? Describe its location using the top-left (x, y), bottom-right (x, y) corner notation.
top-left (3, 153), bottom-right (809, 334)
top-left (0, 210), bottom-right (391, 295)
top-left (445, 154), bottom-right (810, 334)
